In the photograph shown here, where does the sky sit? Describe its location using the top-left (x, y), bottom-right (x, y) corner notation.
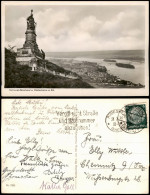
top-left (5, 5), bottom-right (145, 52)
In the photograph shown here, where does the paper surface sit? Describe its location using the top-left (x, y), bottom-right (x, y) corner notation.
top-left (1, 99), bottom-right (149, 193)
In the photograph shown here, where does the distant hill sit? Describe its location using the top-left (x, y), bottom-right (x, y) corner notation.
top-left (5, 48), bottom-right (92, 88)
top-left (46, 50), bottom-right (145, 62)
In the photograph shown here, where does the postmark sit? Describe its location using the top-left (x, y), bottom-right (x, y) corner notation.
top-left (117, 108), bottom-right (127, 131)
top-left (105, 109), bottom-right (122, 132)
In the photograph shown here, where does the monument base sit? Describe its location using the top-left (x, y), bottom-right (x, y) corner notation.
top-left (16, 56), bottom-right (35, 66)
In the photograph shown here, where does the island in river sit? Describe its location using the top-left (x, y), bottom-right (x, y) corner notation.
top-left (116, 63), bottom-right (135, 69)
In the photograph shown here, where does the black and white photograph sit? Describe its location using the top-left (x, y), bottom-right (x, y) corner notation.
top-left (1, 98), bottom-right (149, 193)
top-left (1, 1), bottom-right (149, 96)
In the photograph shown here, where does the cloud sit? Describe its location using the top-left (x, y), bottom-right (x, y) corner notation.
top-left (35, 8), bottom-right (70, 37)
top-left (5, 7), bottom-right (145, 51)
top-left (123, 29), bottom-right (142, 37)
top-left (101, 12), bottom-right (124, 32)
top-left (6, 16), bottom-right (26, 42)
top-left (78, 15), bottom-right (102, 33)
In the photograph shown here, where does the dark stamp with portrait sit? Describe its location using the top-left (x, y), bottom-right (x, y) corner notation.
top-left (125, 104), bottom-right (147, 130)
top-left (106, 103), bottom-right (147, 134)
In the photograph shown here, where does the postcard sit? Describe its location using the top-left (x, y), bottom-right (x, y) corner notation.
top-left (1, 99), bottom-right (149, 193)
top-left (1, 1), bottom-right (149, 96)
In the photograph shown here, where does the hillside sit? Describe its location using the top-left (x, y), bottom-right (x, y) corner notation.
top-left (5, 48), bottom-right (92, 88)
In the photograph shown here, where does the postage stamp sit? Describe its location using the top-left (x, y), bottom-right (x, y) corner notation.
top-left (125, 104), bottom-right (147, 130)
top-left (117, 107), bottom-right (142, 134)
top-left (106, 104), bottom-right (147, 134)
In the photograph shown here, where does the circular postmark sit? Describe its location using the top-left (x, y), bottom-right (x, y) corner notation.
top-left (117, 107), bottom-right (143, 134)
top-left (105, 109), bottom-right (122, 132)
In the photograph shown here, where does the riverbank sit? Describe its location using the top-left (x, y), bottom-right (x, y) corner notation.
top-left (77, 62), bottom-right (144, 88)
top-left (47, 57), bottom-right (144, 88)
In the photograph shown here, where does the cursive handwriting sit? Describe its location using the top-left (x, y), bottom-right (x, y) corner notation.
top-left (81, 132), bottom-right (102, 148)
top-left (84, 172), bottom-right (129, 186)
top-left (89, 145), bottom-right (103, 160)
top-left (43, 168), bottom-right (65, 180)
top-left (4, 152), bottom-right (18, 161)
top-left (51, 175), bottom-right (74, 185)
top-left (80, 159), bottom-right (116, 171)
top-left (2, 166), bottom-right (37, 182)
top-left (108, 147), bottom-right (132, 155)
top-left (40, 180), bottom-right (74, 193)
top-left (16, 143), bottom-right (56, 156)
top-left (8, 136), bottom-right (21, 144)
